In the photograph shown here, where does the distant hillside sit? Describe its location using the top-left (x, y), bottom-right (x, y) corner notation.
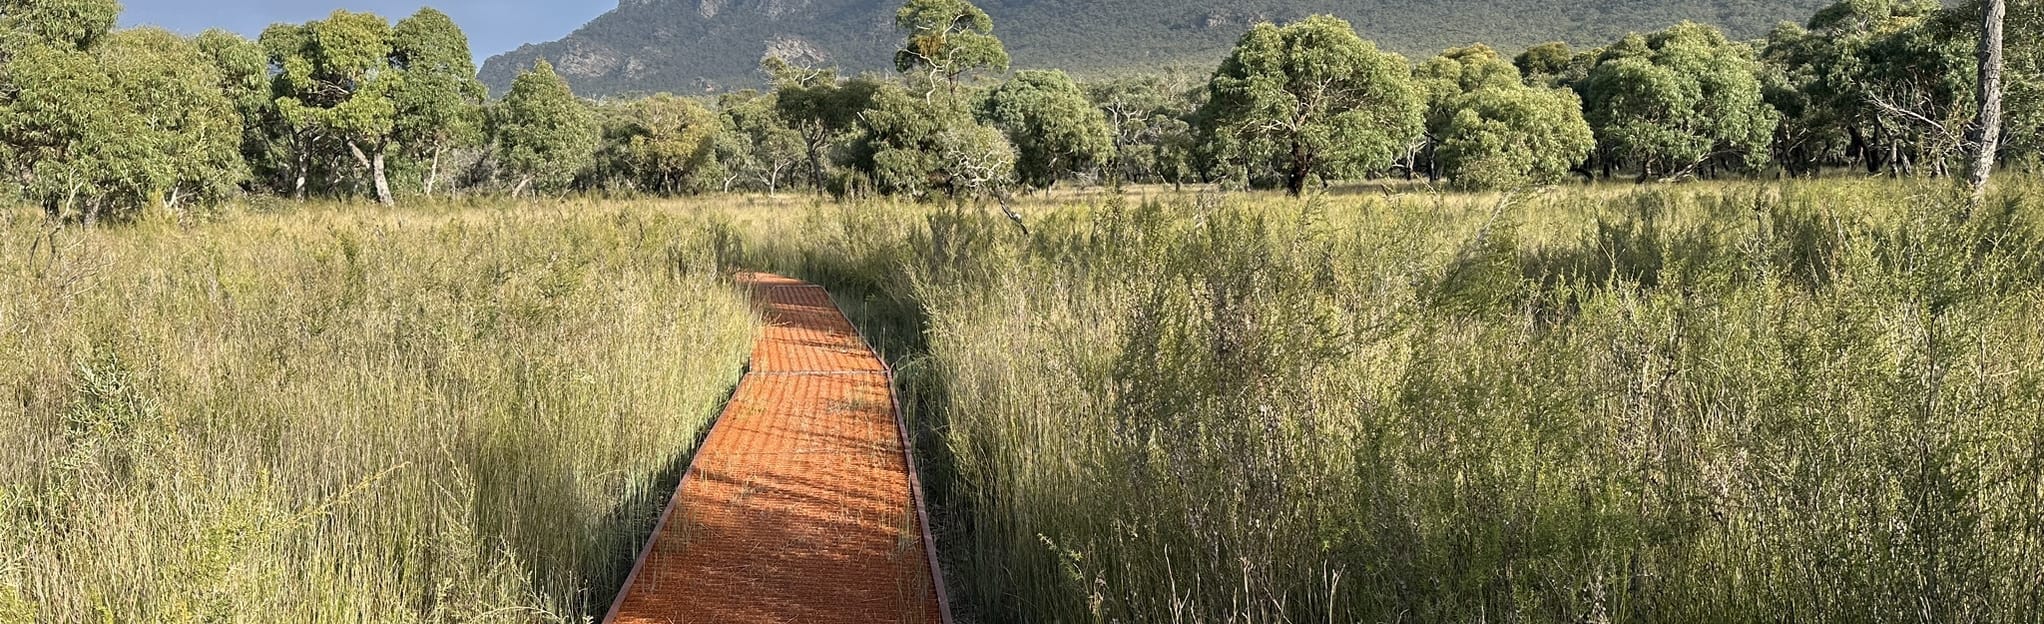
top-left (480, 0), bottom-right (1834, 97)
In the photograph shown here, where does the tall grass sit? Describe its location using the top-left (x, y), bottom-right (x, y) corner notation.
top-left (741, 180), bottom-right (2044, 623)
top-left (0, 203), bottom-right (756, 622)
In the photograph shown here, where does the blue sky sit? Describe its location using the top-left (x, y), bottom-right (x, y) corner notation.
top-left (117, 1), bottom-right (610, 62)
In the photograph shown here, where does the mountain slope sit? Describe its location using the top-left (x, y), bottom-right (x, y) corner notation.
top-left (480, 0), bottom-right (1834, 97)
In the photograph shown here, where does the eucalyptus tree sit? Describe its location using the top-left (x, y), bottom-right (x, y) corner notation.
top-left (769, 60), bottom-right (883, 191)
top-left (1582, 22), bottom-right (1779, 181)
top-left (1, 0), bottom-right (243, 221)
top-left (894, 0), bottom-right (1009, 94)
top-left (493, 60), bottom-right (598, 196)
top-left (1514, 42), bottom-right (1587, 88)
top-left (0, 0), bottom-right (118, 52)
top-left (596, 93), bottom-right (721, 195)
top-left (1968, 0), bottom-right (2006, 202)
top-left (1412, 44), bottom-right (1527, 180)
top-left (1196, 15), bottom-right (1423, 195)
top-left (717, 89), bottom-right (807, 193)
top-left (1085, 76), bottom-right (1200, 186)
top-left (263, 11), bottom-right (402, 205)
top-left (1763, 0), bottom-right (1952, 174)
top-left (979, 70), bottom-right (1115, 190)
top-left (96, 27), bottom-right (248, 208)
top-left (390, 8), bottom-right (485, 197)
top-left (197, 29), bottom-right (289, 193)
top-left (843, 81), bottom-right (1014, 198)
top-left (1435, 86), bottom-right (1595, 189)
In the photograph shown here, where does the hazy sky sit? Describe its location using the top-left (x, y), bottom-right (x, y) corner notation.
top-left (117, 1), bottom-right (612, 62)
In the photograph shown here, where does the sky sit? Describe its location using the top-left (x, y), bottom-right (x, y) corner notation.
top-left (117, 1), bottom-right (612, 62)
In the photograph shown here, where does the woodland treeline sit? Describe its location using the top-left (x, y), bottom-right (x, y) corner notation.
top-left (0, 0), bottom-right (2038, 220)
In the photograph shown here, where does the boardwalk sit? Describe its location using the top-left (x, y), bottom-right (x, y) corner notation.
top-left (604, 273), bottom-right (950, 624)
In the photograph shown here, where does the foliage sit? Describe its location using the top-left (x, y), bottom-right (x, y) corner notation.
top-left (1583, 22), bottom-right (1779, 179)
top-left (596, 94), bottom-right (722, 195)
top-left (493, 60), bottom-right (599, 195)
top-left (843, 82), bottom-right (1015, 198)
top-left (93, 28), bottom-right (248, 208)
top-left (715, 89), bottom-right (807, 193)
top-left (0, 4), bottom-right (243, 221)
top-left (1084, 74), bottom-right (1201, 186)
top-left (769, 62), bottom-right (885, 190)
top-left (389, 8), bottom-right (486, 197)
top-left (263, 10), bottom-right (403, 205)
top-left (1437, 86), bottom-right (1596, 189)
top-left (979, 70), bottom-right (1115, 189)
top-left (0, 0), bottom-right (117, 53)
top-left (1197, 15), bottom-right (1423, 195)
top-left (894, 0), bottom-right (1009, 90)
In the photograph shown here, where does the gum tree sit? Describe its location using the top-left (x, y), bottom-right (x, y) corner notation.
top-left (894, 0), bottom-right (1008, 95)
top-left (263, 11), bottom-right (401, 204)
top-left (1197, 15), bottom-right (1422, 195)
top-left (980, 70), bottom-right (1115, 190)
top-left (390, 8), bottom-right (485, 198)
top-left (1, 0), bottom-right (243, 221)
top-left (493, 60), bottom-right (597, 196)
top-left (1583, 22), bottom-right (1779, 181)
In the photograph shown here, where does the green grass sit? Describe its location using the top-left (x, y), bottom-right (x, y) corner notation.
top-left (0, 202), bottom-right (757, 621)
top-left (733, 178), bottom-right (2044, 623)
top-left (5, 179), bottom-right (2044, 623)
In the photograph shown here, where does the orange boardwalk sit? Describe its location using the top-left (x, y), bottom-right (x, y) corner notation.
top-left (605, 273), bottom-right (950, 624)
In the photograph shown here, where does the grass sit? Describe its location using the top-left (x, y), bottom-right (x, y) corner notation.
top-left (4, 178), bottom-right (2043, 623)
top-left (730, 178), bottom-right (2044, 623)
top-left (0, 201), bottom-right (757, 622)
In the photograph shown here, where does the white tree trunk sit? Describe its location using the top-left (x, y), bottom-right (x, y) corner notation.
top-left (1970, 0), bottom-right (2006, 206)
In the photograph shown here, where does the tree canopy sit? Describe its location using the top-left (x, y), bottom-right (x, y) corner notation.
top-left (493, 60), bottom-right (598, 196)
top-left (979, 70), bottom-right (1115, 190)
top-left (894, 0), bottom-right (1009, 91)
top-left (1583, 22), bottom-right (1779, 180)
top-left (1197, 15), bottom-right (1424, 195)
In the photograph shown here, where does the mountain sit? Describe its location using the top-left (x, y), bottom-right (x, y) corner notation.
top-left (479, 0), bottom-right (1835, 97)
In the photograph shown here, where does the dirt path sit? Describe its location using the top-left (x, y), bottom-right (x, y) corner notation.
top-left (604, 273), bottom-right (950, 624)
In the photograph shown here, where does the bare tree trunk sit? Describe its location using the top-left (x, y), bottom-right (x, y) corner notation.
top-left (348, 141), bottom-right (396, 206)
top-left (424, 145), bottom-right (444, 198)
top-left (293, 145), bottom-right (309, 200)
top-left (371, 151), bottom-right (393, 206)
top-left (1969, 0), bottom-right (2006, 207)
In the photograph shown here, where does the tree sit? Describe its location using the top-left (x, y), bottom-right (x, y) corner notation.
top-left (769, 61), bottom-right (883, 191)
top-left (1, 1), bottom-right (244, 222)
top-left (844, 82), bottom-right (1014, 198)
top-left (493, 60), bottom-right (598, 196)
top-left (596, 94), bottom-right (721, 195)
top-left (1514, 42), bottom-right (1579, 86)
top-left (1086, 75), bottom-right (1201, 186)
top-left (1414, 44), bottom-right (1528, 180)
top-left (979, 70), bottom-right (1114, 190)
top-left (390, 8), bottom-right (485, 198)
top-left (197, 29), bottom-right (289, 193)
top-left (1197, 15), bottom-right (1423, 196)
top-left (1436, 87), bottom-right (1595, 190)
top-left (0, 0), bottom-right (118, 53)
top-left (716, 89), bottom-right (806, 193)
top-left (95, 28), bottom-right (248, 208)
top-left (894, 0), bottom-right (1009, 94)
top-left (1583, 23), bottom-right (1779, 181)
top-left (264, 11), bottom-right (401, 205)
top-left (1763, 0), bottom-right (1959, 175)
